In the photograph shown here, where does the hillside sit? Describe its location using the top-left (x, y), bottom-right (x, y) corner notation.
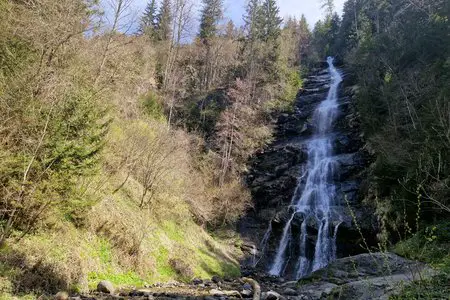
top-left (0, 0), bottom-right (449, 299)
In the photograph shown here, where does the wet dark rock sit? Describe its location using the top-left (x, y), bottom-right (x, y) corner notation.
top-left (297, 253), bottom-right (437, 300)
top-left (239, 64), bottom-right (376, 275)
top-left (282, 288), bottom-right (297, 296)
top-left (211, 276), bottom-right (221, 284)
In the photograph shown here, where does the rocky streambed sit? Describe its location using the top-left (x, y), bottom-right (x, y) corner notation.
top-left (63, 253), bottom-right (435, 300)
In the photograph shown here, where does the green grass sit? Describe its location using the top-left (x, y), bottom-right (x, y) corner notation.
top-left (389, 274), bottom-right (450, 300)
top-left (88, 271), bottom-right (144, 289)
top-left (392, 221), bottom-right (450, 299)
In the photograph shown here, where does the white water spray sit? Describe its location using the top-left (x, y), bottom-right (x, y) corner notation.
top-left (268, 57), bottom-right (343, 278)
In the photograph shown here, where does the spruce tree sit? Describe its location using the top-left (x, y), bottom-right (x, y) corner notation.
top-left (155, 0), bottom-right (172, 41)
top-left (140, 0), bottom-right (157, 38)
top-left (260, 0), bottom-right (282, 43)
top-left (260, 0), bottom-right (282, 81)
top-left (198, 0), bottom-right (223, 44)
top-left (243, 0), bottom-right (263, 42)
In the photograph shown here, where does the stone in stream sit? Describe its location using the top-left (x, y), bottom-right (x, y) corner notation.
top-left (54, 291), bottom-right (69, 300)
top-left (97, 280), bottom-right (115, 294)
top-left (282, 288), bottom-right (298, 296)
top-left (211, 275), bottom-right (221, 283)
top-left (262, 291), bottom-right (285, 300)
top-left (209, 289), bottom-right (224, 296)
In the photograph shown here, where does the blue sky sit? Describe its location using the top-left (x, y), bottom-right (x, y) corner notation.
top-left (223, 0), bottom-right (346, 28)
top-left (130, 0), bottom-right (346, 30)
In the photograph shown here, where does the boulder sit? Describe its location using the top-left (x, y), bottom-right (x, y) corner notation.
top-left (282, 288), bottom-right (298, 296)
top-left (97, 280), bottom-right (115, 294)
top-left (209, 289), bottom-right (224, 296)
top-left (263, 291), bottom-right (284, 300)
top-left (54, 291), bottom-right (69, 300)
top-left (297, 253), bottom-right (438, 300)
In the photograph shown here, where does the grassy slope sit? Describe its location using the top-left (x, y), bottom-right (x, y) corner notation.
top-left (0, 141), bottom-right (242, 299)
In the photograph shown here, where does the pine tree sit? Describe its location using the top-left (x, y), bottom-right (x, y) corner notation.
top-left (243, 0), bottom-right (263, 42)
top-left (139, 0), bottom-right (158, 38)
top-left (198, 0), bottom-right (223, 44)
top-left (260, 0), bottom-right (282, 43)
top-left (297, 14), bottom-right (311, 61)
top-left (259, 0), bottom-right (282, 81)
top-left (155, 0), bottom-right (172, 41)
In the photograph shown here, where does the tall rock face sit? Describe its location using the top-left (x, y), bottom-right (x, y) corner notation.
top-left (239, 62), bottom-right (377, 278)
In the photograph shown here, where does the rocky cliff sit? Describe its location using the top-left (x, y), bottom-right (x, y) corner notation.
top-left (239, 63), bottom-right (378, 275)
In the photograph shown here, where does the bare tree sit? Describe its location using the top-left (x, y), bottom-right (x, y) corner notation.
top-left (95, 0), bottom-right (137, 86)
top-left (162, 0), bottom-right (195, 128)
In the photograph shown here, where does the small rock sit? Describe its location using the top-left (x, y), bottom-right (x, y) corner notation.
top-left (280, 281), bottom-right (298, 288)
top-left (192, 278), bottom-right (203, 285)
top-left (204, 280), bottom-right (213, 286)
top-left (204, 297), bottom-right (216, 300)
top-left (283, 288), bottom-right (298, 296)
top-left (210, 289), bottom-right (225, 296)
top-left (97, 280), bottom-right (115, 294)
top-left (242, 283), bottom-right (252, 291)
top-left (265, 291), bottom-right (282, 300)
top-left (55, 291), bottom-right (69, 300)
top-left (241, 289), bottom-right (253, 297)
top-left (211, 275), bottom-right (221, 283)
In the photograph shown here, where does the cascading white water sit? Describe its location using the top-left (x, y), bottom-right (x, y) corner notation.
top-left (268, 57), bottom-right (343, 278)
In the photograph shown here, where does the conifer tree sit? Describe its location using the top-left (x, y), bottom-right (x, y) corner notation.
top-left (155, 0), bottom-right (172, 41)
top-left (198, 0), bottom-right (223, 44)
top-left (243, 0), bottom-right (263, 42)
top-left (260, 0), bottom-right (282, 43)
top-left (259, 0), bottom-right (282, 81)
top-left (140, 0), bottom-right (158, 38)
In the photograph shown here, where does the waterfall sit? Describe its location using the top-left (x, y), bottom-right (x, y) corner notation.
top-left (268, 57), bottom-right (343, 278)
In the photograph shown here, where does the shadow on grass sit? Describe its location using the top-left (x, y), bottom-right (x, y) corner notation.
top-left (197, 240), bottom-right (241, 278)
top-left (0, 249), bottom-right (69, 296)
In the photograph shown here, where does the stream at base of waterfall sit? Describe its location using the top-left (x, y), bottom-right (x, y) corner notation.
top-left (264, 57), bottom-right (344, 279)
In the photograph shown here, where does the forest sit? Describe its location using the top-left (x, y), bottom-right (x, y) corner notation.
top-left (0, 0), bottom-right (448, 298)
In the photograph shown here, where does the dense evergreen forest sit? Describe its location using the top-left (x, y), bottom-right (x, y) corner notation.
top-left (0, 0), bottom-right (448, 298)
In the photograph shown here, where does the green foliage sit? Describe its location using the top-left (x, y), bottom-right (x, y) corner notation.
top-left (198, 0), bottom-right (223, 42)
top-left (311, 13), bottom-right (341, 59)
top-left (328, 0), bottom-right (450, 242)
top-left (390, 274), bottom-right (450, 300)
top-left (394, 222), bottom-right (450, 270)
top-left (140, 0), bottom-right (158, 39)
top-left (267, 68), bottom-right (302, 112)
top-left (141, 91), bottom-right (165, 121)
top-left (46, 88), bottom-right (108, 177)
top-left (155, 0), bottom-right (172, 42)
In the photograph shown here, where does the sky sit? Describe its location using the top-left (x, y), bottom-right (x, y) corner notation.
top-left (130, 0), bottom-right (346, 30)
top-left (223, 0), bottom-right (346, 29)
